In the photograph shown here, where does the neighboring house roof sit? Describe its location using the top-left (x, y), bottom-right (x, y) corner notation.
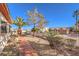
top-left (0, 3), bottom-right (12, 24)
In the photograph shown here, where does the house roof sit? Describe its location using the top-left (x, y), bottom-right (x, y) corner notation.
top-left (0, 3), bottom-right (12, 24)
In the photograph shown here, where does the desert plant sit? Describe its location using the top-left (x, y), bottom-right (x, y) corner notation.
top-left (46, 30), bottom-right (63, 49)
top-left (31, 27), bottom-right (39, 36)
top-left (65, 39), bottom-right (76, 49)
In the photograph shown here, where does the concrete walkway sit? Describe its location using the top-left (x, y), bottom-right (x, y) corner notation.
top-left (18, 36), bottom-right (38, 56)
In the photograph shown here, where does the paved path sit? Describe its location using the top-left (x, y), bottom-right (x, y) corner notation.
top-left (18, 36), bottom-right (38, 56)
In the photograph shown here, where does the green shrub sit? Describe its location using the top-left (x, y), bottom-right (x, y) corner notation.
top-left (77, 30), bottom-right (79, 33)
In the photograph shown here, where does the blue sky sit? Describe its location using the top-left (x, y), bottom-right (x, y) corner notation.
top-left (7, 3), bottom-right (79, 30)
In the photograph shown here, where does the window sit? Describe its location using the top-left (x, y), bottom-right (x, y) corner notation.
top-left (0, 20), bottom-right (7, 33)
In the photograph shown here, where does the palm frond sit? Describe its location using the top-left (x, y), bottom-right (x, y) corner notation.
top-left (17, 17), bottom-right (23, 22)
top-left (73, 9), bottom-right (79, 17)
top-left (22, 22), bottom-right (28, 26)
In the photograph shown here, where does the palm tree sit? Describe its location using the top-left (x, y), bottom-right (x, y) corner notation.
top-left (73, 9), bottom-right (79, 33)
top-left (13, 17), bottom-right (27, 35)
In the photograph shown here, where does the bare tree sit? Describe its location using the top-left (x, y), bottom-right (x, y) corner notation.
top-left (27, 8), bottom-right (47, 36)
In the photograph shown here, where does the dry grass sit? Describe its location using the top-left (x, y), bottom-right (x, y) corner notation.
top-left (0, 34), bottom-right (79, 56)
top-left (0, 36), bottom-right (20, 56)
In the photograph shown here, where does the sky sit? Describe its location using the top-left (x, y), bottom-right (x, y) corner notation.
top-left (7, 3), bottom-right (79, 30)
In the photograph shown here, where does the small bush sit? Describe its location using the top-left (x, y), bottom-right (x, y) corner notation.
top-left (46, 31), bottom-right (63, 49)
top-left (65, 39), bottom-right (76, 49)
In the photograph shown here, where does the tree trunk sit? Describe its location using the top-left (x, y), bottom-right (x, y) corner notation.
top-left (17, 28), bottom-right (22, 36)
top-left (76, 14), bottom-right (78, 34)
top-left (33, 24), bottom-right (36, 37)
top-left (32, 31), bottom-right (35, 37)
